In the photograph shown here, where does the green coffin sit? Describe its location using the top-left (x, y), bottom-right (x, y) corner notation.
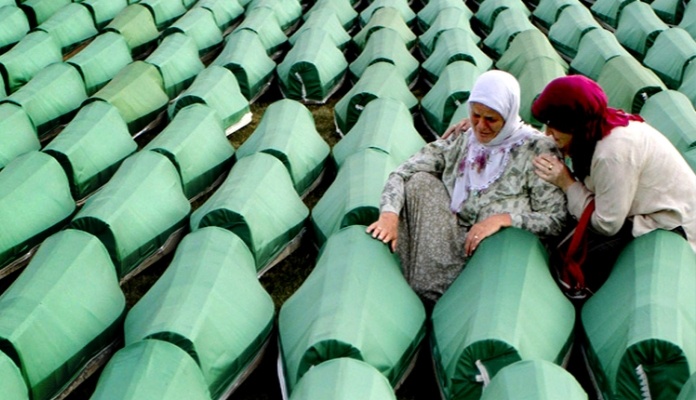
top-left (581, 230), bottom-right (696, 400)
top-left (547, 4), bottom-right (600, 59)
top-left (515, 58), bottom-right (567, 126)
top-left (35, 3), bottom-right (98, 54)
top-left (246, 0), bottom-right (302, 32)
top-left (139, 0), bottom-right (188, 29)
top-left (475, 0), bottom-right (531, 32)
top-left (279, 225), bottom-right (426, 393)
top-left (0, 151), bottom-right (75, 269)
top-left (417, 0), bottom-right (473, 32)
top-left (496, 29), bottom-right (568, 77)
top-left (531, 0), bottom-right (578, 29)
top-left (352, 7), bottom-right (417, 51)
top-left (332, 98), bottom-right (426, 168)
top-left (0, 103), bottom-right (39, 170)
top-left (311, 149), bottom-right (400, 245)
top-left (104, 4), bottom-right (160, 56)
top-left (70, 151), bottom-right (191, 278)
top-left (349, 27), bottom-right (419, 86)
top-left (0, 228), bottom-right (125, 400)
top-left (0, 5), bottom-right (29, 53)
top-left (234, 7), bottom-right (287, 56)
top-left (125, 227), bottom-right (274, 399)
top-left (639, 90), bottom-right (696, 153)
top-left (614, 1), bottom-right (668, 59)
top-left (418, 8), bottom-right (479, 58)
top-left (163, 7), bottom-right (224, 55)
top-left (194, 0), bottom-right (244, 30)
top-left (651, 0), bottom-right (684, 24)
top-left (145, 103), bottom-right (235, 200)
top-left (482, 8), bottom-right (538, 58)
top-left (289, 358), bottom-right (397, 400)
top-left (303, 0), bottom-right (357, 30)
top-left (91, 339), bottom-right (211, 400)
top-left (569, 28), bottom-right (630, 80)
top-left (422, 28), bottom-right (492, 85)
top-left (597, 55), bottom-right (666, 113)
top-left (190, 152), bottom-right (309, 272)
top-left (18, 0), bottom-right (69, 26)
top-left (643, 28), bottom-right (696, 89)
top-left (67, 31), bottom-right (133, 95)
top-left (480, 360), bottom-right (587, 399)
top-left (80, 0), bottom-right (129, 29)
top-left (678, 373), bottom-right (696, 400)
top-left (0, 351), bottom-right (28, 399)
top-left (43, 99), bottom-right (137, 200)
top-left (590, 0), bottom-right (635, 27)
top-left (0, 31), bottom-right (62, 93)
top-left (359, 0), bottom-right (416, 28)
top-left (144, 32), bottom-right (205, 99)
top-left (290, 7), bottom-right (350, 50)
top-left (236, 99), bottom-right (329, 195)
top-left (432, 228), bottom-right (575, 400)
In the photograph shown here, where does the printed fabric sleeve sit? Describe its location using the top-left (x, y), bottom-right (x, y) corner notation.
top-left (379, 139), bottom-right (451, 215)
top-left (509, 138), bottom-right (568, 237)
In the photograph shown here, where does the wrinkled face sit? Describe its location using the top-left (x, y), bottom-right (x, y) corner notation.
top-left (544, 125), bottom-right (573, 155)
top-left (470, 102), bottom-right (505, 144)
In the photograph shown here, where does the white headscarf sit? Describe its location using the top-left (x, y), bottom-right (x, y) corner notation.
top-left (450, 70), bottom-right (534, 212)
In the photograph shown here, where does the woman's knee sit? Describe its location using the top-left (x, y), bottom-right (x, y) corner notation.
top-left (406, 172), bottom-right (445, 193)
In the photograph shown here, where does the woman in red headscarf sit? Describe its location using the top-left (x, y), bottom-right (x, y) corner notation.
top-left (531, 74), bottom-right (696, 296)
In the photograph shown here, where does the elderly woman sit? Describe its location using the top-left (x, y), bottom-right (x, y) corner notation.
top-left (532, 75), bottom-right (696, 294)
top-left (366, 70), bottom-right (567, 302)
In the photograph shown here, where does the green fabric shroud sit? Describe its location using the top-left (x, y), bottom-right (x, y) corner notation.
top-left (334, 62), bottom-right (418, 135)
top-left (651, 0), bottom-right (684, 24)
top-left (163, 7), bottom-right (224, 55)
top-left (0, 351), bottom-right (28, 399)
top-left (70, 151), bottom-right (191, 279)
top-left (190, 152), bottom-right (309, 272)
top-left (90, 60), bottom-right (169, 134)
top-left (0, 6), bottom-right (29, 53)
top-left (590, 0), bottom-right (636, 27)
top-left (91, 340), bottom-right (211, 400)
top-left (235, 7), bottom-right (287, 56)
top-left (417, 1), bottom-right (473, 32)
top-left (643, 28), bottom-right (696, 89)
top-left (125, 227), bottom-right (275, 399)
top-left (0, 151), bottom-right (74, 268)
top-left (279, 225), bottom-right (427, 393)
top-left (350, 27), bottom-right (419, 86)
top-left (640, 90), bottom-right (696, 154)
top-left (359, 0), bottom-right (416, 28)
top-left (0, 229), bottom-right (125, 400)
top-left (418, 8), bottom-right (479, 58)
top-left (246, 0), bottom-right (302, 32)
top-left (475, 0), bottom-right (531, 32)
top-left (81, 0), bottom-right (129, 29)
top-left (496, 29), bottom-right (568, 77)
top-left (18, 0), bottom-right (70, 26)
top-left (597, 55), bottom-right (666, 113)
top-left (0, 103), bottom-right (39, 170)
top-left (547, 4), bottom-right (599, 59)
top-left (531, 0), bottom-right (578, 29)
top-left (614, 1), bottom-right (668, 60)
top-left (483, 8), bottom-right (538, 58)
top-left (211, 29), bottom-right (276, 102)
top-left (289, 358), bottom-right (397, 400)
top-left (145, 103), bottom-right (235, 200)
top-left (679, 1), bottom-right (696, 39)
top-left (290, 7), bottom-right (350, 50)
top-left (311, 149), bottom-right (400, 245)
top-left (678, 373), bottom-right (696, 400)
top-left (3, 62), bottom-right (87, 137)
top-left (139, 0), bottom-right (188, 29)
top-left (421, 61), bottom-right (482, 136)
top-left (236, 99), bottom-right (329, 196)
top-left (422, 28), bottom-right (492, 85)
top-left (514, 58), bottom-right (567, 126)
top-left (105, 4), bottom-right (159, 55)
top-left (35, 3), bottom-right (98, 54)
top-left (303, 0), bottom-right (357, 30)
top-left (332, 98), bottom-right (425, 168)
top-left (448, 102), bottom-right (470, 131)
top-left (581, 230), bottom-right (696, 400)
top-left (169, 65), bottom-right (251, 132)
top-left (277, 30), bottom-right (348, 104)
top-left (569, 28), bottom-right (629, 80)
top-left (144, 32), bottom-right (205, 99)
top-left (0, 31), bottom-right (62, 93)
top-left (194, 0), bottom-right (244, 30)
top-left (352, 7), bottom-right (417, 51)
top-left (432, 228), bottom-right (575, 400)
top-left (43, 100), bottom-right (137, 200)
top-left (480, 360), bottom-right (588, 400)
top-left (67, 32), bottom-right (134, 95)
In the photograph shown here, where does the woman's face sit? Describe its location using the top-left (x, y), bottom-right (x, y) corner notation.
top-left (544, 126), bottom-right (573, 155)
top-left (470, 102), bottom-right (505, 144)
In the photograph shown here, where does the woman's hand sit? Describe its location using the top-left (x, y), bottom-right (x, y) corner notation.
top-left (464, 214), bottom-right (511, 256)
top-left (533, 154), bottom-right (575, 191)
top-left (366, 212), bottom-right (399, 252)
top-left (442, 118), bottom-right (471, 140)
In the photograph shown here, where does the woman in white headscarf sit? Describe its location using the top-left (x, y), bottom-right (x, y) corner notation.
top-left (366, 70), bottom-right (567, 302)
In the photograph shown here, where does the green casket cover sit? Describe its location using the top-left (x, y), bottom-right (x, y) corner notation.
top-left (495, 29), bottom-right (568, 77)
top-left (569, 28), bottom-right (629, 80)
top-left (475, 0), bottom-right (531, 32)
top-left (639, 90), bottom-right (696, 153)
top-left (194, 0), bottom-right (244, 30)
top-left (168, 65), bottom-right (251, 132)
top-left (581, 230), bottom-right (696, 400)
top-left (432, 228), bottom-right (575, 400)
top-left (515, 58), bottom-right (567, 126)
top-left (18, 0), bottom-right (69, 26)
top-left (81, 0), bottom-right (129, 29)
top-left (211, 29), bottom-right (276, 102)
top-left (125, 227), bottom-right (275, 399)
top-left (236, 99), bottom-right (329, 195)
top-left (349, 27), bottom-right (419, 86)
top-left (246, 0), bottom-right (302, 32)
top-left (0, 228), bottom-right (125, 400)
top-left (531, 0), bottom-right (578, 29)
top-left (679, 62), bottom-right (696, 108)
top-left (303, 0), bottom-right (357, 30)
top-left (144, 32), bottom-right (205, 99)
top-left (480, 360), bottom-right (588, 399)
top-left (0, 5), bottom-right (29, 53)
top-left (590, 0), bottom-right (635, 27)
top-left (448, 102), bottom-right (470, 133)
top-left (417, 1), bottom-right (473, 32)
top-left (334, 61), bottom-right (419, 135)
top-left (277, 30), bottom-right (348, 104)
top-left (0, 351), bottom-right (28, 399)
top-left (90, 60), bottom-right (170, 134)
top-left (43, 99), bottom-right (137, 200)
top-left (35, 3), bottom-right (98, 53)
top-left (0, 151), bottom-right (74, 268)
top-left (279, 225), bottom-right (426, 392)
top-left (678, 373), bottom-right (696, 400)
top-left (651, 0), bottom-right (684, 23)
top-left (352, 7), bottom-right (417, 51)
top-left (190, 152), bottom-right (309, 272)
top-left (104, 4), bottom-right (160, 55)
top-left (91, 339), bottom-right (211, 400)
top-left (643, 28), bottom-right (696, 89)
top-left (163, 7), bottom-right (224, 55)
top-left (0, 102), bottom-right (39, 169)
top-left (67, 31), bottom-right (134, 95)
top-left (70, 151), bottom-right (191, 278)
top-left (418, 8), bottom-right (478, 58)
top-left (359, 0), bottom-right (416, 27)
top-left (597, 55), bottom-right (666, 113)
top-left (679, 1), bottom-right (696, 39)
top-left (614, 1), bottom-right (668, 59)
top-left (482, 8), bottom-right (538, 58)
top-left (311, 149), bottom-right (400, 245)
top-left (547, 4), bottom-right (600, 59)
top-left (332, 97), bottom-right (426, 168)
top-left (138, 0), bottom-right (188, 29)
top-left (235, 7), bottom-right (287, 56)
top-left (290, 7), bottom-right (350, 50)
top-left (145, 103), bottom-right (235, 199)
top-left (289, 358), bottom-right (397, 400)
top-left (422, 28), bottom-right (492, 85)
